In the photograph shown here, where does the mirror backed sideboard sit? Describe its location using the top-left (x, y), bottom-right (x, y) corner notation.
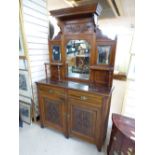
top-left (36, 3), bottom-right (117, 151)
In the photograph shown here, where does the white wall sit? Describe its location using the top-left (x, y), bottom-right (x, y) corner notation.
top-left (102, 79), bottom-right (127, 148)
top-left (22, 0), bottom-right (49, 117)
top-left (121, 80), bottom-right (135, 118)
top-left (108, 80), bottom-right (127, 126)
top-left (98, 17), bottom-right (134, 73)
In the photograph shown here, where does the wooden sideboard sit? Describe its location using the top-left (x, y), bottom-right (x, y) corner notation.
top-left (36, 3), bottom-right (117, 152)
top-left (36, 79), bottom-right (113, 151)
top-left (107, 114), bottom-right (135, 155)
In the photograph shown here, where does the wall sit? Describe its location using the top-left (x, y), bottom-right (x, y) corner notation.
top-left (108, 80), bottom-right (127, 126)
top-left (98, 17), bottom-right (134, 74)
top-left (22, 0), bottom-right (49, 117)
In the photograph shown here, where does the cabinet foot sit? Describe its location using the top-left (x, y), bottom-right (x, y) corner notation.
top-left (97, 148), bottom-right (102, 152)
top-left (96, 145), bottom-right (102, 152)
top-left (41, 124), bottom-right (44, 128)
top-left (65, 135), bottom-right (69, 139)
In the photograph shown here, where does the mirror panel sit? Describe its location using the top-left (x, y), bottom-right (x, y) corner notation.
top-left (97, 45), bottom-right (111, 65)
top-left (52, 45), bottom-right (61, 61)
top-left (66, 40), bottom-right (90, 80)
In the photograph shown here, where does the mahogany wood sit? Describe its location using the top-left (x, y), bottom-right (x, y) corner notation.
top-left (36, 79), bottom-right (113, 151)
top-left (107, 114), bottom-right (135, 155)
top-left (49, 3), bottom-right (102, 18)
top-left (37, 3), bottom-right (117, 152)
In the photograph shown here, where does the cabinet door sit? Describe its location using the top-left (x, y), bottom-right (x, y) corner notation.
top-left (40, 95), bottom-right (65, 132)
top-left (68, 99), bottom-right (100, 143)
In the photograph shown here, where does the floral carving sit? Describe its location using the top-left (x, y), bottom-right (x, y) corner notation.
top-left (64, 23), bottom-right (94, 33)
top-left (44, 98), bottom-right (61, 125)
top-left (72, 106), bottom-right (94, 137)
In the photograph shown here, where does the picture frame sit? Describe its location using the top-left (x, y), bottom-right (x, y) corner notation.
top-left (19, 28), bottom-right (25, 56)
top-left (52, 45), bottom-right (61, 61)
top-left (19, 59), bottom-right (28, 70)
top-left (97, 45), bottom-right (111, 65)
top-left (19, 100), bottom-right (31, 124)
top-left (19, 70), bottom-right (32, 97)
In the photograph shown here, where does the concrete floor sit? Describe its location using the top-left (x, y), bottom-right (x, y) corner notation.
top-left (19, 122), bottom-right (112, 155)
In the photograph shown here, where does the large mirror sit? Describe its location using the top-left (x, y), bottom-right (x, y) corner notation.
top-left (66, 40), bottom-right (90, 80)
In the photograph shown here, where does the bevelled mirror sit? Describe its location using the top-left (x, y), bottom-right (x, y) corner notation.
top-left (52, 45), bottom-right (61, 61)
top-left (97, 45), bottom-right (111, 65)
top-left (66, 40), bottom-right (90, 80)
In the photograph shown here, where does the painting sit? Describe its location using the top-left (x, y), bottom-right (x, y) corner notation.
top-left (97, 45), bottom-right (111, 65)
top-left (19, 29), bottom-right (25, 56)
top-left (19, 101), bottom-right (31, 124)
top-left (52, 45), bottom-right (61, 61)
top-left (19, 70), bottom-right (32, 97)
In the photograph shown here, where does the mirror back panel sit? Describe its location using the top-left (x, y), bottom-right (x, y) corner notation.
top-left (49, 6), bottom-right (117, 86)
top-left (66, 40), bottom-right (90, 80)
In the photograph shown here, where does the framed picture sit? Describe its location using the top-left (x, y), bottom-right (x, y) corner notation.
top-left (19, 101), bottom-right (31, 124)
top-left (19, 70), bottom-right (32, 97)
top-left (19, 29), bottom-right (25, 56)
top-left (52, 45), bottom-right (61, 61)
top-left (97, 45), bottom-right (111, 65)
top-left (19, 59), bottom-right (28, 70)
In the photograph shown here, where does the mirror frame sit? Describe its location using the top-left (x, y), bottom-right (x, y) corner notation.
top-left (96, 42), bottom-right (114, 66)
top-left (64, 35), bottom-right (93, 82)
top-left (52, 45), bottom-right (61, 62)
top-left (97, 45), bottom-right (111, 65)
top-left (66, 39), bottom-right (91, 80)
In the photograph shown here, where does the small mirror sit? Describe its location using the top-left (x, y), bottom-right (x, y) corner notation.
top-left (52, 45), bottom-right (61, 61)
top-left (66, 40), bottom-right (90, 80)
top-left (97, 45), bottom-right (111, 64)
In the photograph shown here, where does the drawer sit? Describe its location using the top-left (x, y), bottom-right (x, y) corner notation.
top-left (68, 90), bottom-right (102, 105)
top-left (39, 85), bottom-right (65, 97)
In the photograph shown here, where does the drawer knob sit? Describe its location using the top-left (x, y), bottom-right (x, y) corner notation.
top-left (80, 96), bottom-right (88, 100)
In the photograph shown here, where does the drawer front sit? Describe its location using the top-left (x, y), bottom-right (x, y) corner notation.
top-left (68, 90), bottom-right (102, 105)
top-left (38, 85), bottom-right (65, 98)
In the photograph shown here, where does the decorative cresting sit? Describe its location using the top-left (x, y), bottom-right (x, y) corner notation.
top-left (64, 23), bottom-right (94, 34)
top-left (44, 98), bottom-right (61, 125)
top-left (50, 3), bottom-right (102, 36)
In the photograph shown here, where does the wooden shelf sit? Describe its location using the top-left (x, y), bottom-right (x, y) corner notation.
top-left (45, 62), bottom-right (63, 66)
top-left (19, 55), bottom-right (27, 59)
top-left (90, 65), bottom-right (114, 71)
top-left (113, 73), bottom-right (127, 81)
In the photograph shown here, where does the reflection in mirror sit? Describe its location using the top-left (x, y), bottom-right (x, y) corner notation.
top-left (97, 46), bottom-right (111, 64)
top-left (52, 45), bottom-right (61, 61)
top-left (66, 40), bottom-right (90, 80)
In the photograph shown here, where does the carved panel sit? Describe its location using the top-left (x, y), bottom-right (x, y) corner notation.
top-left (44, 98), bottom-right (61, 126)
top-left (71, 105), bottom-right (96, 137)
top-left (64, 23), bottom-right (94, 34)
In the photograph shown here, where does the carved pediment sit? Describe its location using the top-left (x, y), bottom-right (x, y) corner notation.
top-left (64, 23), bottom-right (94, 34)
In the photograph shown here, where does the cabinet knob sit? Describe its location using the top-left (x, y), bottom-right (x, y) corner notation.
top-left (80, 96), bottom-right (88, 100)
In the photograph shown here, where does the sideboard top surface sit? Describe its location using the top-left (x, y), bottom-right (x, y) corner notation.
top-left (36, 78), bottom-right (113, 96)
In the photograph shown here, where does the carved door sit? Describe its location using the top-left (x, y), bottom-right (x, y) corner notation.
top-left (68, 99), bottom-right (99, 142)
top-left (40, 95), bottom-right (65, 132)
